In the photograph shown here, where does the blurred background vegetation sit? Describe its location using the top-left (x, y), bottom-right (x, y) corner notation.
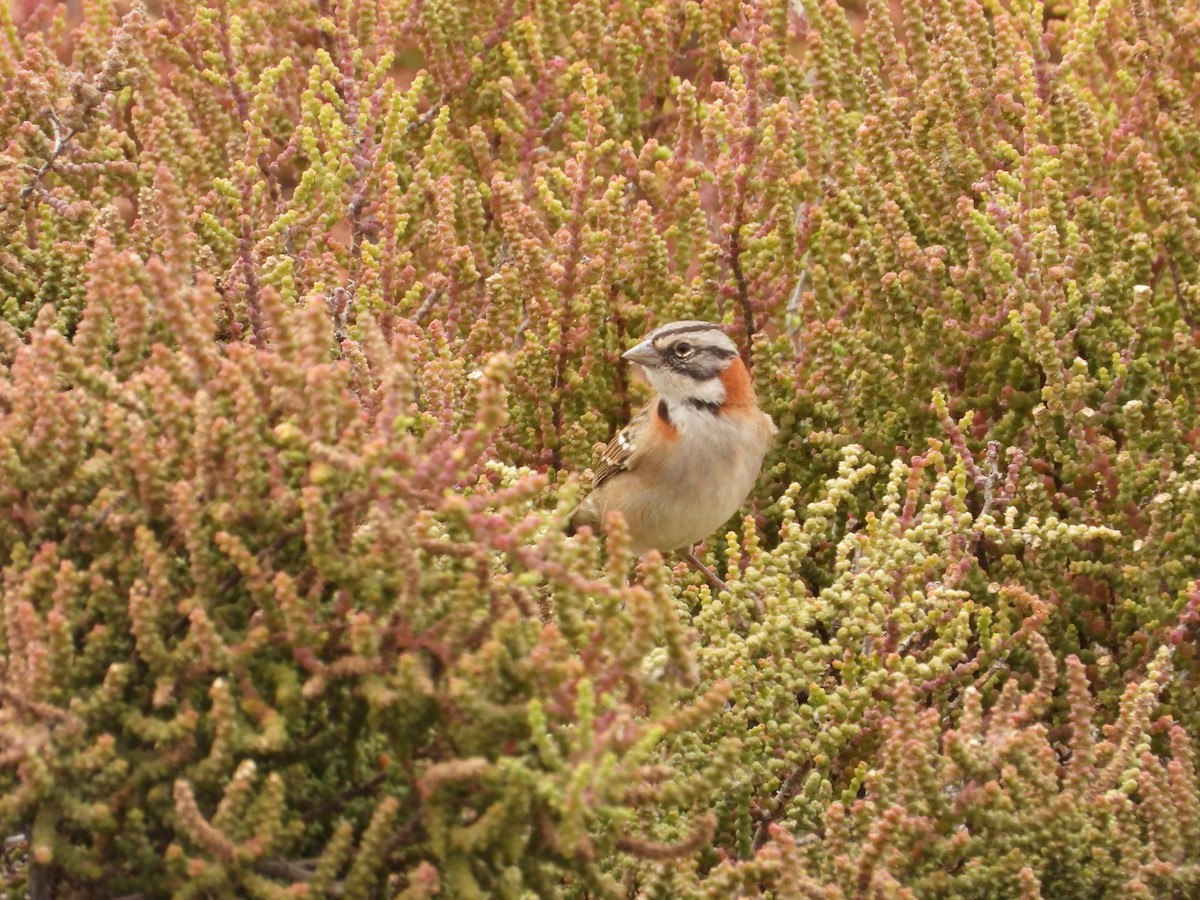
top-left (1, 0), bottom-right (1199, 895)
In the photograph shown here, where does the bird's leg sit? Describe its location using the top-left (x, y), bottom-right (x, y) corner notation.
top-left (683, 545), bottom-right (729, 594)
top-left (682, 546), bottom-right (765, 621)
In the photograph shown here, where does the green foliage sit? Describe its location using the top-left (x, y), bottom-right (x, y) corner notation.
top-left (1, 0), bottom-right (1200, 895)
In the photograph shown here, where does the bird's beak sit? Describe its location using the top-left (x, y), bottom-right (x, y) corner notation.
top-left (621, 341), bottom-right (660, 367)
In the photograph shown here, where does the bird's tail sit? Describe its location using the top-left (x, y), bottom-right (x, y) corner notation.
top-left (565, 499), bottom-right (596, 538)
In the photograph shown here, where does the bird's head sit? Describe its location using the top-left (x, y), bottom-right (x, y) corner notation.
top-left (622, 321), bottom-right (745, 410)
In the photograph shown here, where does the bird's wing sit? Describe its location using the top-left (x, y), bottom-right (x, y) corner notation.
top-left (592, 402), bottom-right (653, 490)
top-left (566, 402), bottom-right (654, 536)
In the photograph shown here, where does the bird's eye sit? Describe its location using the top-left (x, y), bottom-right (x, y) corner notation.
top-left (673, 342), bottom-right (693, 357)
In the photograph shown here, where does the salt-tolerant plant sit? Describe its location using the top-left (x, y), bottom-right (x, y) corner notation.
top-left (2, 0), bottom-right (1200, 895)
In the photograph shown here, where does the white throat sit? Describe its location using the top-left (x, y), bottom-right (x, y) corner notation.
top-left (644, 368), bottom-right (726, 408)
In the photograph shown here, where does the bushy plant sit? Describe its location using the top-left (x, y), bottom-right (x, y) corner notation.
top-left (1, 0), bottom-right (1199, 895)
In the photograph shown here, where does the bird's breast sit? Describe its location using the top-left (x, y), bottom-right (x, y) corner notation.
top-left (626, 406), bottom-right (773, 552)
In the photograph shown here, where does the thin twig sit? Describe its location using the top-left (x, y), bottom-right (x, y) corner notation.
top-left (256, 858), bottom-right (344, 896)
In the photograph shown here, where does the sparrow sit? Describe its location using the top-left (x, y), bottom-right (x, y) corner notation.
top-left (568, 320), bottom-right (776, 592)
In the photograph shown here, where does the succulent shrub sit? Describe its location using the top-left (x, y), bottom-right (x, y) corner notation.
top-left (1, 0), bottom-right (1199, 896)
